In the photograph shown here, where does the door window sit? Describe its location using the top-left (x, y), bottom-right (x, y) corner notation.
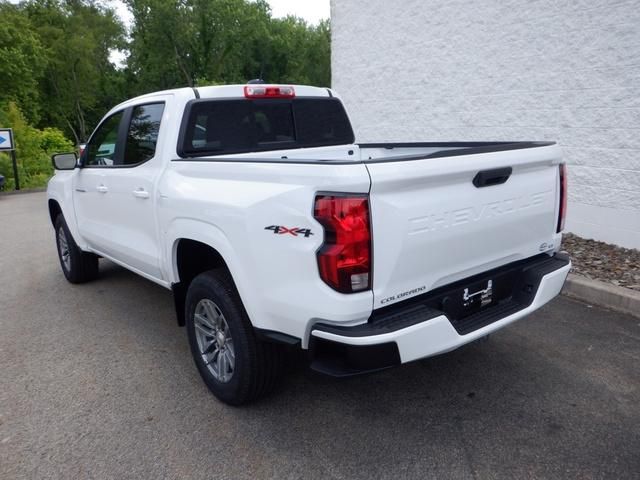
top-left (84, 111), bottom-right (123, 166)
top-left (123, 103), bottom-right (165, 165)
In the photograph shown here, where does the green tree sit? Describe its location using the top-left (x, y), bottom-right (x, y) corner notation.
top-left (1, 0), bottom-right (332, 148)
top-left (23, 0), bottom-right (126, 143)
top-left (0, 3), bottom-right (46, 123)
top-left (124, 0), bottom-right (331, 93)
top-left (125, 0), bottom-right (273, 91)
top-left (258, 16), bottom-right (330, 86)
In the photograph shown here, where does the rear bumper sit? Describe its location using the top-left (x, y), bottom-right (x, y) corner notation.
top-left (309, 253), bottom-right (571, 376)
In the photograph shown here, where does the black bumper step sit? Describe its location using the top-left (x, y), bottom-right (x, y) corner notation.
top-left (312, 303), bottom-right (441, 338)
top-left (451, 253), bottom-right (569, 335)
top-left (366, 252), bottom-right (569, 336)
top-left (309, 253), bottom-right (570, 376)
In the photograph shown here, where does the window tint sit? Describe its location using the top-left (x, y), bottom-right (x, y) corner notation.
top-left (124, 103), bottom-right (165, 165)
top-left (85, 111), bottom-right (123, 167)
top-left (294, 99), bottom-right (354, 145)
top-left (180, 98), bottom-right (354, 157)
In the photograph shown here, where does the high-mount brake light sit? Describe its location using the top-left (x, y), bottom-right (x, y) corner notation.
top-left (314, 194), bottom-right (371, 293)
top-left (243, 85), bottom-right (295, 99)
top-left (557, 164), bottom-right (567, 233)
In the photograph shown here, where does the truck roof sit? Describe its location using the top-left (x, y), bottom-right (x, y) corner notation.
top-left (111, 84), bottom-right (333, 112)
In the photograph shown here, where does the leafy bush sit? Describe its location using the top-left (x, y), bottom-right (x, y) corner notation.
top-left (0, 102), bottom-right (73, 190)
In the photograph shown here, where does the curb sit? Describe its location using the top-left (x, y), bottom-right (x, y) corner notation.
top-left (562, 273), bottom-right (640, 318)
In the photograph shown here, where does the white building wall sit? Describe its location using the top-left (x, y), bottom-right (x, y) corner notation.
top-left (331, 0), bottom-right (640, 249)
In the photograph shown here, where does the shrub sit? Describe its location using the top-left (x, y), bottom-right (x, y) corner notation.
top-left (0, 102), bottom-right (73, 190)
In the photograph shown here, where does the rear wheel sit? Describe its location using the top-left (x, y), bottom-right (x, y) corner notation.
top-left (54, 215), bottom-right (99, 283)
top-left (185, 269), bottom-right (283, 405)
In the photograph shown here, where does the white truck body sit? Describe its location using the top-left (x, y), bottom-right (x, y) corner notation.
top-left (47, 84), bottom-right (570, 394)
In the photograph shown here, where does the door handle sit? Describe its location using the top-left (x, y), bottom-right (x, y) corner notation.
top-left (472, 167), bottom-right (512, 188)
top-left (96, 184), bottom-right (109, 193)
top-left (132, 188), bottom-right (150, 199)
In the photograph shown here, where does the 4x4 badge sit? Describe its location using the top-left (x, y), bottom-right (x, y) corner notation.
top-left (264, 225), bottom-right (314, 238)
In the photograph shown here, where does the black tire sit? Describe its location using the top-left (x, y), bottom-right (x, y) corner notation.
top-left (185, 269), bottom-right (284, 405)
top-left (54, 214), bottom-right (99, 283)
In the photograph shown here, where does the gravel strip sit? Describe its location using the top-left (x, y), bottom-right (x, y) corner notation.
top-left (561, 233), bottom-right (640, 291)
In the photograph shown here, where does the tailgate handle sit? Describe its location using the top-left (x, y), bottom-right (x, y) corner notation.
top-left (473, 167), bottom-right (512, 188)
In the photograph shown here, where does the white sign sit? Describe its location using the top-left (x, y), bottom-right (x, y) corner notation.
top-left (0, 128), bottom-right (14, 150)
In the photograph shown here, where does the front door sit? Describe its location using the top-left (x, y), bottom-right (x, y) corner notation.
top-left (73, 102), bottom-right (166, 280)
top-left (73, 110), bottom-right (124, 256)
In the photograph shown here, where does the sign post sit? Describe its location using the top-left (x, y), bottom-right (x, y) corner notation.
top-left (0, 128), bottom-right (19, 190)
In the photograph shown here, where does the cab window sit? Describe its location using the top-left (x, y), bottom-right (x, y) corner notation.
top-left (179, 98), bottom-right (354, 157)
top-left (123, 103), bottom-right (165, 165)
top-left (84, 112), bottom-right (123, 167)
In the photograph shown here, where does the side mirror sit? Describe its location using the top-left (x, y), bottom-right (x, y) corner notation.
top-left (52, 152), bottom-right (78, 170)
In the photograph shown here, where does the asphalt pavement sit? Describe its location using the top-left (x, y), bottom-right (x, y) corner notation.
top-left (1, 192), bottom-right (638, 479)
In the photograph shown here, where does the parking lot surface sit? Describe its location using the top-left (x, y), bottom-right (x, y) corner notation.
top-left (1, 192), bottom-right (639, 479)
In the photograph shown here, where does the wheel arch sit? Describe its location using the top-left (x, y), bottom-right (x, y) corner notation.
top-left (48, 199), bottom-right (63, 226)
top-left (172, 238), bottom-right (232, 326)
top-left (166, 220), bottom-right (254, 327)
top-left (47, 181), bottom-right (88, 250)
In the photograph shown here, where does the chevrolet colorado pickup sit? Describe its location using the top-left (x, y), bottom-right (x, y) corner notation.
top-left (47, 83), bottom-right (571, 405)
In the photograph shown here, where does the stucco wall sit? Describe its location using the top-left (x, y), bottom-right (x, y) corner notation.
top-left (331, 0), bottom-right (640, 249)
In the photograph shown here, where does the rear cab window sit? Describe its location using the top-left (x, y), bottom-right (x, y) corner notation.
top-left (124, 103), bottom-right (165, 165)
top-left (178, 97), bottom-right (355, 157)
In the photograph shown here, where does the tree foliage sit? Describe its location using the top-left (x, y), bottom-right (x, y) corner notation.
top-left (2, 0), bottom-right (331, 142)
top-left (0, 3), bottom-right (46, 123)
top-left (0, 102), bottom-right (73, 190)
top-left (124, 0), bottom-right (331, 93)
top-left (22, 0), bottom-right (127, 144)
top-left (0, 0), bottom-right (331, 188)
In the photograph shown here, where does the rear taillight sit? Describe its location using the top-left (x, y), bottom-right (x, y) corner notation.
top-left (244, 85), bottom-right (295, 99)
top-left (557, 163), bottom-right (567, 232)
top-left (314, 194), bottom-right (371, 293)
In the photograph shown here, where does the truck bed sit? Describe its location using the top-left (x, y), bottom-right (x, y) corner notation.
top-left (177, 140), bottom-right (563, 309)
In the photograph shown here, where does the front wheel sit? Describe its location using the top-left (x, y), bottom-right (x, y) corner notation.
top-left (54, 215), bottom-right (99, 283)
top-left (185, 269), bottom-right (283, 405)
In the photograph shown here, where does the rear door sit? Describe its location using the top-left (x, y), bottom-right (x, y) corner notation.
top-left (365, 144), bottom-right (562, 308)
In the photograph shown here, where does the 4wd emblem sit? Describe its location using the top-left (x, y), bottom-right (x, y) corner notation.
top-left (265, 225), bottom-right (314, 238)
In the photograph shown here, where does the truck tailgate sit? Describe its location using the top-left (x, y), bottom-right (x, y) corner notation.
top-left (365, 144), bottom-right (562, 308)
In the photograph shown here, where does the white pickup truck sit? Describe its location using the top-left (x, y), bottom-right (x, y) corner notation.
top-left (48, 83), bottom-right (570, 405)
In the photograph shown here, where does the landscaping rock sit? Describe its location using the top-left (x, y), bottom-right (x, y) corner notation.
top-left (562, 233), bottom-right (640, 292)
